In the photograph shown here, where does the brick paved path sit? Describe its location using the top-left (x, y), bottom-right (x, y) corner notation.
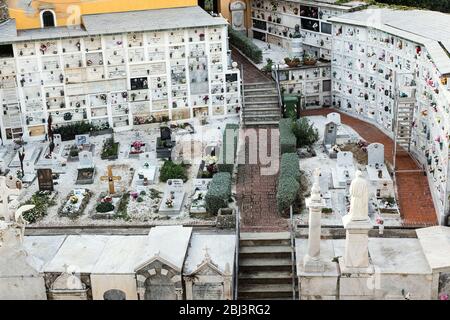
top-left (231, 49), bottom-right (273, 84)
top-left (301, 108), bottom-right (437, 227)
top-left (236, 128), bottom-right (289, 232)
top-left (233, 48), bottom-right (288, 232)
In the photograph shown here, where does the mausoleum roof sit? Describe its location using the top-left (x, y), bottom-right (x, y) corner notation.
top-left (23, 235), bottom-right (67, 272)
top-left (0, 6), bottom-right (228, 44)
top-left (136, 226), bottom-right (193, 272)
top-left (184, 233), bottom-right (236, 275)
top-left (329, 8), bottom-right (450, 75)
top-left (416, 226), bottom-right (450, 272)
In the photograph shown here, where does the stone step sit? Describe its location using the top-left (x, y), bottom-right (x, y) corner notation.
top-left (238, 284), bottom-right (293, 299)
top-left (243, 87), bottom-right (278, 96)
top-left (240, 234), bottom-right (290, 246)
top-left (242, 120), bottom-right (280, 127)
top-left (244, 95), bottom-right (279, 103)
top-left (240, 246), bottom-right (291, 259)
top-left (239, 257), bottom-right (292, 270)
top-left (242, 105), bottom-right (280, 112)
top-left (239, 270), bottom-right (293, 284)
top-left (244, 82), bottom-right (277, 90)
top-left (241, 232), bottom-right (291, 240)
top-left (243, 114), bottom-right (280, 120)
top-left (245, 100), bottom-right (279, 106)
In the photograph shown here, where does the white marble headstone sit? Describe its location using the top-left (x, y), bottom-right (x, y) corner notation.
top-left (53, 134), bottom-right (62, 146)
top-left (367, 143), bottom-right (384, 167)
top-left (78, 151), bottom-right (93, 168)
top-left (337, 151), bottom-right (353, 167)
top-left (327, 112), bottom-right (341, 125)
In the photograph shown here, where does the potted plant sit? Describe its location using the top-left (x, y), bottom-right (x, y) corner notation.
top-left (303, 53), bottom-right (317, 66)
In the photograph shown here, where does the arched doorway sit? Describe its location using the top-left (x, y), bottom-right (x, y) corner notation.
top-left (41, 10), bottom-right (56, 28)
top-left (144, 274), bottom-right (177, 300)
top-left (103, 289), bottom-right (127, 300)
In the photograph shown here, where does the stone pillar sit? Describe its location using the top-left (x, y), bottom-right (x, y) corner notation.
top-left (184, 278), bottom-right (193, 300)
top-left (342, 215), bottom-right (372, 269)
top-left (223, 275), bottom-right (233, 300)
top-left (303, 174), bottom-right (325, 272)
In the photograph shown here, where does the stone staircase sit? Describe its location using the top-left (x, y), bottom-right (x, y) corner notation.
top-left (242, 82), bottom-right (281, 127)
top-left (238, 232), bottom-right (295, 300)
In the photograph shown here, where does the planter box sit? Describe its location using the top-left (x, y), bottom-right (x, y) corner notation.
top-left (156, 137), bottom-right (173, 159)
top-left (101, 142), bottom-right (119, 160)
top-left (216, 208), bottom-right (236, 229)
top-left (90, 128), bottom-right (113, 137)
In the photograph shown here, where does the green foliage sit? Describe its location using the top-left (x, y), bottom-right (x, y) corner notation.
top-left (291, 118), bottom-right (319, 148)
top-left (21, 191), bottom-right (56, 223)
top-left (137, 197), bottom-right (144, 203)
top-left (205, 172), bottom-right (232, 215)
top-left (322, 208), bottom-right (333, 214)
top-left (149, 188), bottom-right (163, 199)
top-left (228, 27), bottom-right (263, 64)
top-left (69, 145), bottom-right (79, 157)
top-left (115, 192), bottom-right (131, 221)
top-left (279, 118), bottom-right (297, 154)
top-left (101, 136), bottom-right (119, 159)
top-left (96, 202), bottom-right (115, 213)
top-left (160, 161), bottom-right (188, 182)
top-left (53, 121), bottom-right (110, 141)
top-left (277, 153), bottom-right (300, 215)
top-left (280, 153), bottom-right (301, 182)
top-left (262, 58), bottom-right (274, 73)
top-left (218, 123), bottom-right (239, 174)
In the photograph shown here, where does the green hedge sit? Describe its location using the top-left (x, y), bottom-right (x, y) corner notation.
top-left (279, 118), bottom-right (297, 154)
top-left (205, 172), bottom-right (232, 215)
top-left (218, 123), bottom-right (239, 174)
top-left (277, 153), bottom-right (300, 214)
top-left (160, 160), bottom-right (188, 182)
top-left (53, 121), bottom-right (110, 141)
top-left (228, 27), bottom-right (263, 64)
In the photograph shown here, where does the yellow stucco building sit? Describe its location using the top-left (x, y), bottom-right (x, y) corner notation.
top-left (8, 0), bottom-right (199, 29)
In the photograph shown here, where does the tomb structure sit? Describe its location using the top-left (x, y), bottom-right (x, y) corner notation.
top-left (0, 4), bottom-right (240, 143)
top-left (330, 8), bottom-right (450, 224)
top-left (76, 151), bottom-right (95, 184)
top-left (132, 152), bottom-right (158, 192)
top-left (159, 179), bottom-right (186, 216)
top-left (366, 143), bottom-right (395, 201)
top-left (296, 169), bottom-right (450, 300)
top-left (331, 151), bottom-right (355, 189)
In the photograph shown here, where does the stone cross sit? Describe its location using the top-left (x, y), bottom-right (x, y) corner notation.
top-left (0, 176), bottom-right (22, 222)
top-left (303, 168), bottom-right (325, 272)
top-left (100, 165), bottom-right (121, 194)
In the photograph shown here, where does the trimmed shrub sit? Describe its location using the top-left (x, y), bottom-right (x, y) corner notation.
top-left (218, 123), bottom-right (239, 174)
top-left (280, 153), bottom-right (301, 182)
top-left (277, 153), bottom-right (300, 215)
top-left (277, 175), bottom-right (300, 215)
top-left (53, 121), bottom-right (110, 141)
top-left (228, 27), bottom-right (263, 64)
top-left (292, 117), bottom-right (319, 148)
top-left (159, 160), bottom-right (188, 182)
top-left (205, 172), bottom-right (232, 215)
top-left (279, 118), bottom-right (297, 154)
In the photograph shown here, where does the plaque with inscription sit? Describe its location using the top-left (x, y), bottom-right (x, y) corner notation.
top-left (37, 168), bottom-right (54, 191)
top-left (192, 284), bottom-right (223, 300)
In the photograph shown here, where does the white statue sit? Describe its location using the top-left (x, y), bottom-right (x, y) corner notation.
top-left (348, 170), bottom-right (369, 221)
top-left (0, 175), bottom-right (22, 222)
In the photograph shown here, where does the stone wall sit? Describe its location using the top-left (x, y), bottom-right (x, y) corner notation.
top-left (0, 0), bottom-right (8, 22)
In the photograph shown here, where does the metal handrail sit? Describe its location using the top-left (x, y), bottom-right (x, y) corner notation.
top-left (273, 65), bottom-right (284, 114)
top-left (240, 63), bottom-right (246, 126)
top-left (234, 205), bottom-right (240, 300)
top-left (289, 205), bottom-right (297, 300)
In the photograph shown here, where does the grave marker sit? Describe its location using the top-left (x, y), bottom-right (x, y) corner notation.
top-left (37, 168), bottom-right (54, 191)
top-left (100, 165), bottom-right (121, 194)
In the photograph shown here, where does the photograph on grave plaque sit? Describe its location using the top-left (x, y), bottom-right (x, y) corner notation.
top-left (37, 168), bottom-right (54, 191)
top-left (130, 77), bottom-right (149, 90)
